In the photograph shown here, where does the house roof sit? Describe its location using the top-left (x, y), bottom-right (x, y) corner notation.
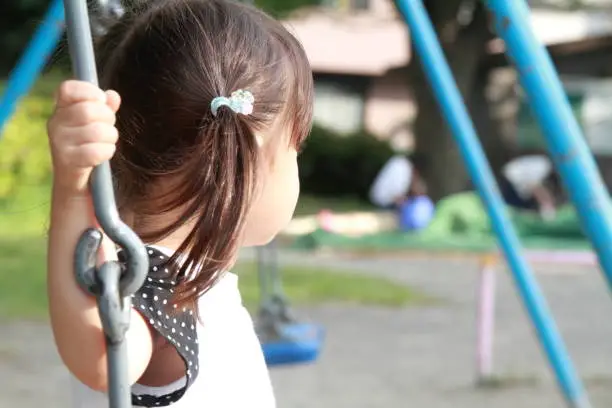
top-left (284, 8), bottom-right (612, 76)
top-left (283, 11), bottom-right (410, 76)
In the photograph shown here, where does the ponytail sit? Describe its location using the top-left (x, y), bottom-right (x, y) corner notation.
top-left (150, 109), bottom-right (260, 308)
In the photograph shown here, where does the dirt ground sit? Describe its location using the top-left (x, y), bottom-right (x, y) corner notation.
top-left (1, 251), bottom-right (611, 408)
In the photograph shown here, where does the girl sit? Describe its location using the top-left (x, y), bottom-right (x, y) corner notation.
top-left (46, 0), bottom-right (313, 407)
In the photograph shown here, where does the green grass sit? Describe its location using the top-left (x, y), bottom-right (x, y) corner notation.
top-left (0, 236), bottom-right (49, 320)
top-left (0, 234), bottom-right (426, 321)
top-left (235, 261), bottom-right (427, 311)
top-left (294, 194), bottom-right (374, 216)
top-left (0, 189), bottom-right (424, 320)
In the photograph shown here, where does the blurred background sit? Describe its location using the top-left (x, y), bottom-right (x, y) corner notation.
top-left (1, 0), bottom-right (612, 407)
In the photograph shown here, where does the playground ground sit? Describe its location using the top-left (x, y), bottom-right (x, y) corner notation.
top-left (1, 249), bottom-right (611, 408)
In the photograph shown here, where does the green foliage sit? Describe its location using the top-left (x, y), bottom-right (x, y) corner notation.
top-left (0, 235), bottom-right (426, 320)
top-left (0, 0), bottom-right (51, 74)
top-left (0, 74), bottom-right (61, 206)
top-left (0, 0), bottom-right (320, 75)
top-left (298, 125), bottom-right (395, 200)
top-left (255, 0), bottom-right (320, 17)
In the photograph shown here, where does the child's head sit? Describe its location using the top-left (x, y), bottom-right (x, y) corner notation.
top-left (95, 0), bottom-right (313, 302)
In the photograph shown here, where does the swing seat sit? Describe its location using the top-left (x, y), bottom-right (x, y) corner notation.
top-left (261, 322), bottom-right (325, 366)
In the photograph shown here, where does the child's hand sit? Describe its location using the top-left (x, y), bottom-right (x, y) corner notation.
top-left (47, 80), bottom-right (121, 194)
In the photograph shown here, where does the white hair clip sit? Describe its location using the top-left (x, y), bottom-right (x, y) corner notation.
top-left (210, 89), bottom-right (255, 117)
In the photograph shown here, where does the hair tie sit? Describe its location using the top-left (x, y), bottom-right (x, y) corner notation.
top-left (210, 89), bottom-right (254, 117)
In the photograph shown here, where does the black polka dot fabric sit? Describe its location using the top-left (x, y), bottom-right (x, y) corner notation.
top-left (117, 246), bottom-right (199, 407)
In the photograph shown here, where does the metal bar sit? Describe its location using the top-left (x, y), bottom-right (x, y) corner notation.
top-left (484, 0), bottom-right (612, 294)
top-left (107, 339), bottom-right (131, 407)
top-left (0, 0), bottom-right (64, 135)
top-left (257, 246), bottom-right (270, 304)
top-left (394, 1), bottom-right (591, 407)
top-left (64, 2), bottom-right (134, 405)
top-left (63, 1), bottom-right (148, 407)
top-left (96, 262), bottom-right (132, 408)
top-left (63, 0), bottom-right (147, 298)
top-left (268, 239), bottom-right (284, 296)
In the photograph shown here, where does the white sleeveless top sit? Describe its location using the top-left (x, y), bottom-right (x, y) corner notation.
top-left (70, 245), bottom-right (275, 408)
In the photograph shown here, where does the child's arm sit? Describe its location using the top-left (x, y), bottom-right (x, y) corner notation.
top-left (46, 80), bottom-right (153, 392)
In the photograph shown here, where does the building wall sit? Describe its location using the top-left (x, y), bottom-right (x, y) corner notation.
top-left (363, 69), bottom-right (415, 151)
top-left (297, 1), bottom-right (612, 158)
top-left (368, 0), bottom-right (398, 18)
top-left (312, 73), bottom-right (370, 134)
top-left (282, 0), bottom-right (409, 77)
top-left (310, 68), bottom-right (417, 151)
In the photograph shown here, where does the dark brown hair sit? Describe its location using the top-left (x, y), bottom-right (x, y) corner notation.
top-left (95, 0), bottom-right (313, 307)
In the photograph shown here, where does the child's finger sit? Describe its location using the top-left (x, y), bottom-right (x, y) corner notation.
top-left (59, 123), bottom-right (119, 146)
top-left (105, 90), bottom-right (121, 113)
top-left (55, 101), bottom-right (117, 127)
top-left (64, 143), bottom-right (117, 168)
top-left (55, 80), bottom-right (107, 108)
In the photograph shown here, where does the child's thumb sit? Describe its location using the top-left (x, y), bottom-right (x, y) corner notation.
top-left (105, 90), bottom-right (121, 112)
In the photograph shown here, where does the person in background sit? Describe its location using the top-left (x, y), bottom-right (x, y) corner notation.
top-left (369, 154), bottom-right (433, 231)
top-left (500, 153), bottom-right (560, 221)
top-left (368, 154), bottom-right (425, 208)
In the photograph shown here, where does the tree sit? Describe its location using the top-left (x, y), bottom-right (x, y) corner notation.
top-left (0, 0), bottom-right (50, 75)
top-left (0, 0), bottom-right (319, 75)
top-left (392, 0), bottom-right (518, 201)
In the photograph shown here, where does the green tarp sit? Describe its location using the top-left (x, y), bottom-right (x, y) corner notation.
top-left (292, 192), bottom-right (592, 253)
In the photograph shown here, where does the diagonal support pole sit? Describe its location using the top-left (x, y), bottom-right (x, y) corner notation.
top-left (485, 0), bottom-right (612, 294)
top-left (0, 0), bottom-right (65, 136)
top-left (394, 1), bottom-right (591, 407)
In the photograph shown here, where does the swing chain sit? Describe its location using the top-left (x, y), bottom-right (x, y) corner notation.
top-left (75, 229), bottom-right (132, 344)
top-left (64, 0), bottom-right (149, 304)
top-left (74, 229), bottom-right (135, 408)
top-left (97, 262), bottom-right (132, 344)
top-left (255, 241), bottom-right (296, 342)
top-left (64, 0), bottom-right (148, 406)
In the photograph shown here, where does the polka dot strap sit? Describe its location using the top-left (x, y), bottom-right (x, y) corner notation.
top-left (118, 246), bottom-right (200, 407)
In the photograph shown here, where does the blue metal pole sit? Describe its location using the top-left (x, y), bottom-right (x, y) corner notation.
top-left (395, 1), bottom-right (591, 407)
top-left (0, 0), bottom-right (65, 136)
top-left (485, 0), bottom-right (612, 294)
